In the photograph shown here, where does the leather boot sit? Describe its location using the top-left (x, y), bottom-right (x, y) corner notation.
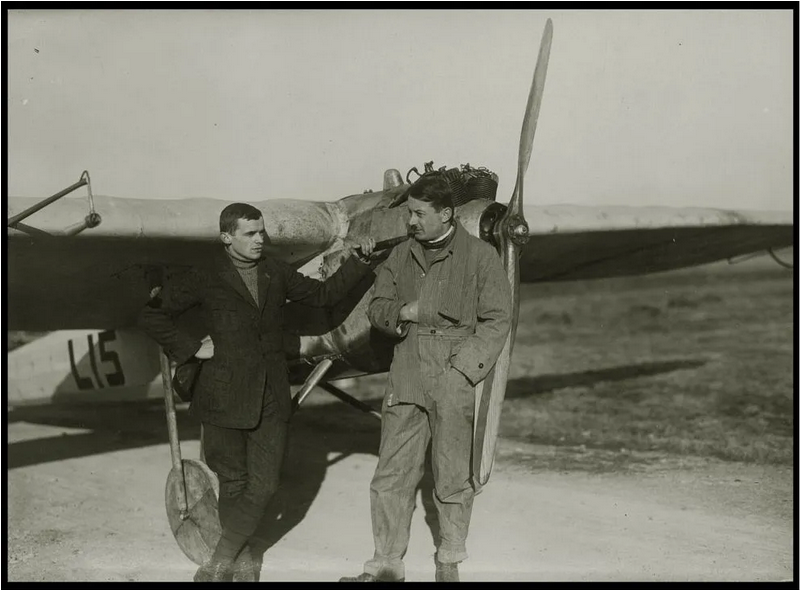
top-left (339, 573), bottom-right (380, 582)
top-left (434, 560), bottom-right (459, 582)
top-left (232, 546), bottom-right (257, 582)
top-left (339, 572), bottom-right (405, 582)
top-left (193, 558), bottom-right (235, 582)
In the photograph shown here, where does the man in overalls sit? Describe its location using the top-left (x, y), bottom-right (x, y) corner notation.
top-left (340, 174), bottom-right (512, 582)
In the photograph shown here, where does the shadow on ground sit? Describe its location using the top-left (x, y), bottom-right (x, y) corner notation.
top-left (7, 397), bottom-right (442, 570)
top-left (7, 358), bottom-right (707, 564)
top-left (505, 359), bottom-right (707, 399)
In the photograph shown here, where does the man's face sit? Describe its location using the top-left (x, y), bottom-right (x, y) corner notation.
top-left (407, 196), bottom-right (451, 242)
top-left (221, 217), bottom-right (266, 261)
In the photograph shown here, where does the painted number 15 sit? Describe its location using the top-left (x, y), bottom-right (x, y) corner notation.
top-left (68, 330), bottom-right (126, 390)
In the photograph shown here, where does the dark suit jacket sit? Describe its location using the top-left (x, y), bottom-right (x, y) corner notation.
top-left (138, 251), bottom-right (371, 428)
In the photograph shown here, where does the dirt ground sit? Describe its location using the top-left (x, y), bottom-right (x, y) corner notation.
top-left (6, 404), bottom-right (793, 582)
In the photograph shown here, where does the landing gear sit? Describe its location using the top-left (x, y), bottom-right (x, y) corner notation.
top-left (160, 353), bottom-right (381, 565)
top-left (159, 348), bottom-right (220, 566)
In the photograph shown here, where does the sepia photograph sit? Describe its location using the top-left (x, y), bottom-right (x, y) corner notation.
top-left (6, 8), bottom-right (794, 582)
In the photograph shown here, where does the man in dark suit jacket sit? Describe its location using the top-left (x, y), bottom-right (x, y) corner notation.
top-left (138, 202), bottom-right (375, 582)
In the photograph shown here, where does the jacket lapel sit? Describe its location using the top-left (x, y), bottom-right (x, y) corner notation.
top-left (257, 259), bottom-right (271, 312)
top-left (216, 253), bottom-right (259, 308)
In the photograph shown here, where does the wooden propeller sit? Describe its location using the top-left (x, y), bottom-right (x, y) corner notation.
top-left (473, 18), bottom-right (553, 488)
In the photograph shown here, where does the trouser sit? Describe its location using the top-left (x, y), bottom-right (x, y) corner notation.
top-left (202, 398), bottom-right (289, 543)
top-left (364, 374), bottom-right (475, 580)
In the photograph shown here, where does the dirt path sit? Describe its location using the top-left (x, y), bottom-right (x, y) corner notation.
top-left (6, 416), bottom-right (793, 582)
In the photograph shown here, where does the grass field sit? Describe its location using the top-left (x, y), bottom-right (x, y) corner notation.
top-left (503, 257), bottom-right (794, 469)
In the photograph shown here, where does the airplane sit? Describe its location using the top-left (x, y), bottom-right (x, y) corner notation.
top-left (6, 19), bottom-right (793, 566)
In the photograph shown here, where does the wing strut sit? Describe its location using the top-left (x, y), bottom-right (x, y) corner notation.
top-left (291, 358), bottom-right (335, 412)
top-left (318, 382), bottom-right (382, 420)
top-left (768, 247), bottom-right (793, 269)
top-left (7, 170), bottom-right (101, 236)
top-left (727, 247), bottom-right (794, 270)
top-left (290, 357), bottom-right (382, 420)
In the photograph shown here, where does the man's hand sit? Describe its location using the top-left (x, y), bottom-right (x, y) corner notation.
top-left (195, 335), bottom-right (214, 359)
top-left (348, 237), bottom-right (377, 264)
top-left (399, 300), bottom-right (419, 323)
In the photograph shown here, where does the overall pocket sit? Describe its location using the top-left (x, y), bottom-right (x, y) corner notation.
top-left (418, 334), bottom-right (467, 378)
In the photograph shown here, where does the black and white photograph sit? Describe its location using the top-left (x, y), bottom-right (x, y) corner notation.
top-left (5, 7), bottom-right (794, 582)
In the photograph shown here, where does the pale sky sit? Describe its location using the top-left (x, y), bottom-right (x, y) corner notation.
top-left (5, 8), bottom-right (794, 212)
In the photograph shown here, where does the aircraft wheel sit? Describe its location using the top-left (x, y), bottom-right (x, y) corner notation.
top-left (165, 459), bottom-right (221, 566)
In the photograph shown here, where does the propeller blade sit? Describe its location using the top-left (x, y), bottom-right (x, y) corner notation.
top-left (473, 238), bottom-right (521, 488)
top-left (508, 17), bottom-right (553, 218)
top-left (473, 19), bottom-right (553, 488)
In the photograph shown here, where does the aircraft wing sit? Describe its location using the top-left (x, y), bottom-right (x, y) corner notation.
top-left (7, 192), bottom-right (793, 331)
top-left (519, 205), bottom-right (793, 282)
top-left (7, 195), bottom-right (350, 331)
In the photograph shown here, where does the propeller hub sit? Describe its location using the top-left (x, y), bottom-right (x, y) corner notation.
top-left (479, 202), bottom-right (508, 247)
top-left (506, 214), bottom-right (530, 246)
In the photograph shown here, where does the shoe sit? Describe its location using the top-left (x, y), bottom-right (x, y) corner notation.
top-left (251, 550), bottom-right (263, 583)
top-left (232, 546), bottom-right (257, 582)
top-left (193, 559), bottom-right (235, 582)
top-left (434, 561), bottom-right (459, 582)
top-left (339, 572), bottom-right (405, 582)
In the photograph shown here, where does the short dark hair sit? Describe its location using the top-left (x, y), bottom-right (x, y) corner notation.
top-left (406, 174), bottom-right (454, 216)
top-left (219, 203), bottom-right (262, 234)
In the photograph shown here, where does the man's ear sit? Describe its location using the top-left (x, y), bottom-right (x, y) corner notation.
top-left (220, 232), bottom-right (232, 245)
top-left (441, 207), bottom-right (454, 224)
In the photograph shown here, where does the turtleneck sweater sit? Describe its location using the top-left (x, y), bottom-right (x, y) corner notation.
top-left (230, 254), bottom-right (260, 304)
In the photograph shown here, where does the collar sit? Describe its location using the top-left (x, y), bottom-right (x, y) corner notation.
top-left (409, 221), bottom-right (467, 269)
top-left (226, 249), bottom-right (260, 270)
top-left (419, 223), bottom-right (455, 249)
